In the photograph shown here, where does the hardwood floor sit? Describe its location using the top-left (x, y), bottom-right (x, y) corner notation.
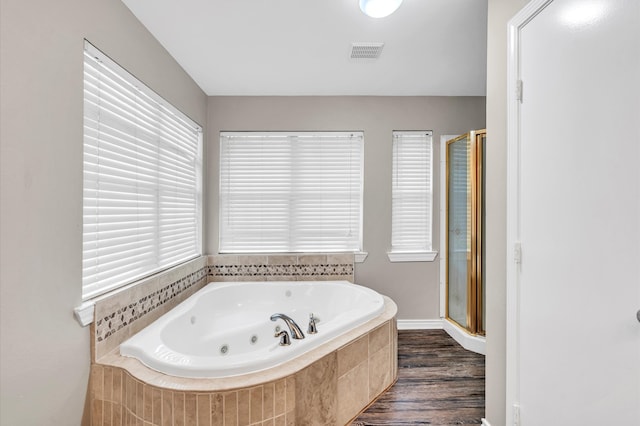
top-left (351, 329), bottom-right (485, 425)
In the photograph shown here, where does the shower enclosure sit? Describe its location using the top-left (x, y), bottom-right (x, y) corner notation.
top-left (446, 130), bottom-right (485, 335)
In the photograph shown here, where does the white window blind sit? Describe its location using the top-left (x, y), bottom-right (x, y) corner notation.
top-left (82, 41), bottom-right (202, 300)
top-left (219, 132), bottom-right (364, 253)
top-left (391, 131), bottom-right (434, 255)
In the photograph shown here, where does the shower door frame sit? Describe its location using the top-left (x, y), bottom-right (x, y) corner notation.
top-left (445, 129), bottom-right (485, 336)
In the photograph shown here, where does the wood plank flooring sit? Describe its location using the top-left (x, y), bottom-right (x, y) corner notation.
top-left (351, 329), bottom-right (485, 425)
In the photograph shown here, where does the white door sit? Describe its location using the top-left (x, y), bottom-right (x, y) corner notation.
top-left (507, 0), bottom-right (640, 425)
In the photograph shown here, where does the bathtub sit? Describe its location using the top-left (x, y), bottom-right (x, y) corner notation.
top-left (120, 280), bottom-right (385, 378)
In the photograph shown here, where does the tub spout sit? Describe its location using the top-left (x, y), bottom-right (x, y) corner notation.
top-left (270, 313), bottom-right (305, 339)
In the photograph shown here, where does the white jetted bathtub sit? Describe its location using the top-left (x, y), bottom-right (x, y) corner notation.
top-left (120, 280), bottom-right (385, 378)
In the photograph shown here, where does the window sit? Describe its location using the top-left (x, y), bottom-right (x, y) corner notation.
top-left (82, 41), bottom-right (202, 300)
top-left (219, 132), bottom-right (364, 254)
top-left (389, 131), bottom-right (437, 262)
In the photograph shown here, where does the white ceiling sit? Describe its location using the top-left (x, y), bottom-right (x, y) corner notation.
top-left (121, 0), bottom-right (488, 96)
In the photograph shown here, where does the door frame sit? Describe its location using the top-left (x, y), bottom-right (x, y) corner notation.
top-left (505, 0), bottom-right (554, 424)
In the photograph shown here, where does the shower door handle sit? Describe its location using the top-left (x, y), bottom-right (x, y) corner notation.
top-left (637, 309), bottom-right (640, 323)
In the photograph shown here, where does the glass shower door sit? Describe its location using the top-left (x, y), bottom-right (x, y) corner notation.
top-left (446, 130), bottom-right (485, 335)
top-left (447, 134), bottom-right (470, 327)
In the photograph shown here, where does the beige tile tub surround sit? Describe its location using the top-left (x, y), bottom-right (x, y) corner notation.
top-left (90, 252), bottom-right (389, 425)
top-left (92, 297), bottom-right (397, 426)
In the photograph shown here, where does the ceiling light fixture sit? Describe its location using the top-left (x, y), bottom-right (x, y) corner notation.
top-left (359, 0), bottom-right (403, 18)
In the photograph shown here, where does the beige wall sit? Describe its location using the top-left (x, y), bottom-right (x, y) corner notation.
top-left (206, 96), bottom-right (485, 320)
top-left (0, 0), bottom-right (206, 424)
top-left (485, 0), bottom-right (529, 425)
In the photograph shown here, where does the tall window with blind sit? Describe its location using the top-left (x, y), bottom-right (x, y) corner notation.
top-left (82, 41), bottom-right (203, 300)
top-left (219, 132), bottom-right (364, 253)
top-left (389, 131), bottom-right (436, 262)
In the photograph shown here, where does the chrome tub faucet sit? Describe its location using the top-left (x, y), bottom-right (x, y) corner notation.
top-left (307, 313), bottom-right (318, 334)
top-left (274, 330), bottom-right (291, 346)
top-left (270, 313), bottom-right (305, 339)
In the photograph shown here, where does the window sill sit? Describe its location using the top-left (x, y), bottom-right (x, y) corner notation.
top-left (387, 251), bottom-right (438, 262)
top-left (74, 301), bottom-right (95, 327)
top-left (354, 251), bottom-right (368, 263)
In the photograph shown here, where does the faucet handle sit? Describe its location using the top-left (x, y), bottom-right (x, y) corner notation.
top-left (308, 313), bottom-right (318, 334)
top-left (275, 330), bottom-right (291, 346)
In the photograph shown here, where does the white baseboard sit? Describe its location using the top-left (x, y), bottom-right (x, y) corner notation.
top-left (442, 319), bottom-right (486, 355)
top-left (481, 418), bottom-right (491, 426)
top-left (396, 320), bottom-right (486, 356)
top-left (397, 319), bottom-right (443, 330)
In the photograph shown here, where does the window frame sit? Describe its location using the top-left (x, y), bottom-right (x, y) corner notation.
top-left (82, 40), bottom-right (203, 300)
top-left (388, 130), bottom-right (438, 262)
top-left (218, 131), bottom-right (366, 258)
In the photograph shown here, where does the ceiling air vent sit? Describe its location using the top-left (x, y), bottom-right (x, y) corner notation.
top-left (350, 42), bottom-right (384, 60)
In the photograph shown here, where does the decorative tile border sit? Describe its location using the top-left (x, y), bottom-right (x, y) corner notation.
top-left (207, 262), bottom-right (353, 279)
top-left (207, 253), bottom-right (355, 282)
top-left (95, 268), bottom-right (207, 343)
